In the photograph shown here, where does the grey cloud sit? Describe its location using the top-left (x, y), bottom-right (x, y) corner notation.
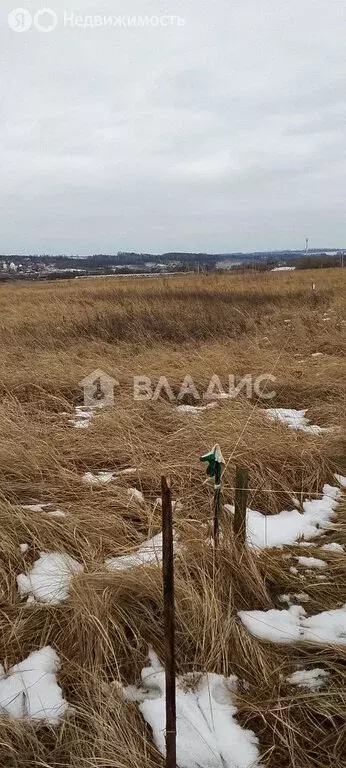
top-left (0, 0), bottom-right (345, 253)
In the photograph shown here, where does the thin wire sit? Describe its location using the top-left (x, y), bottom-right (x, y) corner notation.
top-left (222, 487), bottom-right (342, 499)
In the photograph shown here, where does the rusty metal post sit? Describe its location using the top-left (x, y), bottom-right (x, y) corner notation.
top-left (161, 476), bottom-right (176, 768)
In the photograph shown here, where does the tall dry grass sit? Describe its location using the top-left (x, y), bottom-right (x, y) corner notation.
top-left (0, 267), bottom-right (344, 767)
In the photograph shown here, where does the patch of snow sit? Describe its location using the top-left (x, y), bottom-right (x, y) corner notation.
top-left (239, 604), bottom-right (346, 646)
top-left (23, 504), bottom-right (49, 512)
top-left (105, 532), bottom-right (168, 571)
top-left (75, 407), bottom-right (93, 419)
top-left (286, 668), bottom-right (329, 690)
top-left (125, 650), bottom-right (261, 768)
top-left (22, 504), bottom-right (66, 519)
top-left (334, 474), bottom-right (346, 488)
top-left (68, 403), bottom-right (104, 429)
top-left (46, 509), bottom-right (66, 518)
top-left (321, 542), bottom-right (344, 552)
top-left (17, 552), bottom-right (83, 604)
top-left (239, 605), bottom-right (305, 643)
top-left (82, 471), bottom-right (116, 486)
top-left (278, 592), bottom-right (310, 605)
top-left (154, 497), bottom-right (183, 513)
top-left (303, 606), bottom-right (346, 643)
top-left (26, 595), bottom-right (35, 605)
top-left (128, 487), bottom-right (145, 505)
top-left (225, 484), bottom-right (340, 550)
top-left (0, 647), bottom-right (69, 723)
top-left (70, 419), bottom-right (89, 429)
top-left (289, 566), bottom-right (298, 575)
top-left (290, 497), bottom-right (300, 510)
top-left (20, 543), bottom-right (29, 554)
top-left (264, 408), bottom-right (330, 434)
top-left (297, 556), bottom-right (326, 569)
top-left (116, 468), bottom-right (138, 476)
top-left (271, 266), bottom-right (296, 272)
top-left (177, 402), bottom-right (218, 416)
top-left (311, 352), bottom-right (323, 358)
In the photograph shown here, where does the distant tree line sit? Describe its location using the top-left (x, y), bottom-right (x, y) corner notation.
top-left (0, 250), bottom-right (343, 282)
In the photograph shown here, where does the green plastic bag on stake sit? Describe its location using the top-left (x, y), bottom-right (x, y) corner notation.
top-left (200, 444), bottom-right (225, 543)
top-left (200, 444), bottom-right (225, 482)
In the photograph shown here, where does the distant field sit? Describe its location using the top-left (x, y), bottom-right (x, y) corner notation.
top-left (0, 267), bottom-right (345, 767)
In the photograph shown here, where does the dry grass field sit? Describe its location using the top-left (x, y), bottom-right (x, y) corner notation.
top-left (0, 267), bottom-right (345, 767)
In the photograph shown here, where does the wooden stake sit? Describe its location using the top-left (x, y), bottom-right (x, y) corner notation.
top-left (161, 476), bottom-right (176, 768)
top-left (233, 467), bottom-right (249, 544)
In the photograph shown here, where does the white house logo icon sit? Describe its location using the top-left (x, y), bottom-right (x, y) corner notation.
top-left (79, 369), bottom-right (118, 407)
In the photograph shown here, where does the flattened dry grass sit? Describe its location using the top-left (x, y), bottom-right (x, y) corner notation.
top-left (0, 268), bottom-right (344, 767)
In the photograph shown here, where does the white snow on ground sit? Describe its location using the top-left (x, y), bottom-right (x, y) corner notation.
top-left (154, 497), bottom-right (183, 513)
top-left (17, 552), bottom-right (84, 604)
top-left (0, 647), bottom-right (69, 723)
top-left (128, 487), bottom-right (145, 505)
top-left (177, 402), bottom-right (218, 416)
top-left (225, 484), bottom-right (340, 549)
top-left (321, 542), bottom-right (344, 552)
top-left (278, 592), bottom-right (310, 605)
top-left (83, 468), bottom-right (141, 485)
top-left (239, 604), bottom-right (346, 645)
top-left (82, 471), bottom-right (116, 486)
top-left (265, 408), bottom-right (330, 434)
top-left (296, 556), bottom-right (326, 569)
top-left (239, 605), bottom-right (305, 643)
top-left (69, 406), bottom-right (93, 429)
top-left (124, 650), bottom-right (261, 768)
top-left (286, 668), bottom-right (329, 690)
top-left (67, 404), bottom-right (104, 429)
top-left (22, 504), bottom-right (66, 518)
top-left (46, 509), bottom-right (66, 518)
top-left (334, 474), bottom-right (346, 488)
top-left (105, 533), bottom-right (169, 571)
top-left (19, 543), bottom-right (29, 554)
top-left (271, 266), bottom-right (296, 271)
top-left (23, 503), bottom-right (49, 512)
top-left (70, 420), bottom-right (89, 429)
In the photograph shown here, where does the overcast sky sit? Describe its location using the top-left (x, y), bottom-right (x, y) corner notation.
top-left (1, 0), bottom-right (345, 254)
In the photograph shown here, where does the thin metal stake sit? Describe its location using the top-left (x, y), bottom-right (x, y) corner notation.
top-left (161, 475), bottom-right (176, 768)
